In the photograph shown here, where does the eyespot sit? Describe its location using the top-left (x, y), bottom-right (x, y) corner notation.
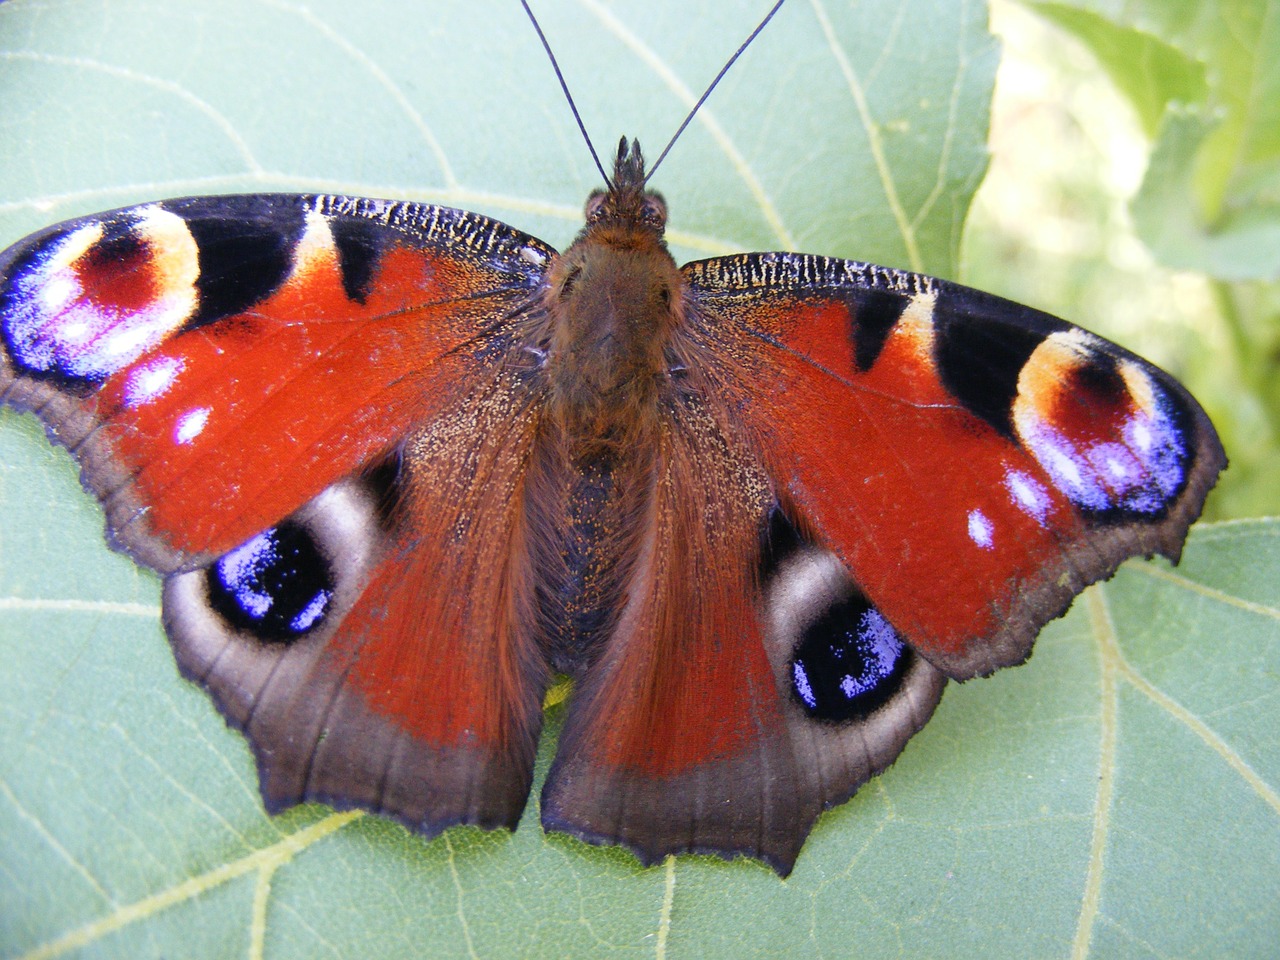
top-left (206, 521), bottom-right (333, 642)
top-left (790, 598), bottom-right (911, 722)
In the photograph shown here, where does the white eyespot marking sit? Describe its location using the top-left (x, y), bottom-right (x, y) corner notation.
top-left (967, 509), bottom-right (995, 550)
top-left (1096, 445), bottom-right (1133, 480)
top-left (2, 207), bottom-right (199, 381)
top-left (793, 662), bottom-right (816, 710)
top-left (1017, 417), bottom-right (1107, 509)
top-left (520, 246), bottom-right (547, 266)
top-left (123, 355), bottom-right (184, 408)
top-left (1127, 413), bottom-right (1155, 454)
top-left (40, 274), bottom-right (77, 313)
top-left (1004, 469), bottom-right (1052, 525)
top-left (58, 318), bottom-right (93, 344)
top-left (290, 590), bottom-right (332, 632)
top-left (217, 532), bottom-right (278, 617)
top-left (174, 406), bottom-right (211, 445)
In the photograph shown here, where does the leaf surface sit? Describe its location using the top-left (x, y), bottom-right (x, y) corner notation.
top-left (3, 2), bottom-right (1272, 958)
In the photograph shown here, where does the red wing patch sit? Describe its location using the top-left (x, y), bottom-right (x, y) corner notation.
top-left (686, 254), bottom-right (1224, 678)
top-left (540, 396), bottom-right (803, 867)
top-left (0, 195), bottom-right (552, 569)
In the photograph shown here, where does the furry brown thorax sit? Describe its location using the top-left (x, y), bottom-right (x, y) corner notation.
top-left (544, 140), bottom-right (682, 443)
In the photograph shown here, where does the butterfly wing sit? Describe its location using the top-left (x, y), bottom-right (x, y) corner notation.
top-left (685, 253), bottom-right (1226, 678)
top-left (540, 317), bottom-right (947, 876)
top-left (540, 249), bottom-right (1223, 876)
top-left (0, 195), bottom-right (557, 833)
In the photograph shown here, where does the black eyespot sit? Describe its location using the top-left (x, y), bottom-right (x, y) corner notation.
top-left (791, 594), bottom-right (912, 722)
top-left (206, 521), bottom-right (333, 643)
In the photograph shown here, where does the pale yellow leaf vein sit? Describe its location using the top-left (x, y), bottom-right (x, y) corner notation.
top-left (577, 0), bottom-right (797, 250)
top-left (0, 52), bottom-right (261, 174)
top-left (443, 834), bottom-right (480, 960)
top-left (0, 779), bottom-right (114, 907)
top-left (250, 859), bottom-right (278, 960)
top-left (1129, 563), bottom-right (1280, 623)
top-left (0, 597), bottom-right (159, 617)
top-left (1114, 651), bottom-right (1280, 818)
top-left (253, 0), bottom-right (459, 189)
top-left (1072, 588), bottom-right (1119, 960)
top-left (909, 0), bottom-right (972, 233)
top-left (15, 810), bottom-right (362, 960)
top-left (655, 855), bottom-right (676, 960)
top-left (807, 0), bottom-right (923, 272)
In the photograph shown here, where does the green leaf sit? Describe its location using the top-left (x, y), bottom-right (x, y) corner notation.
top-left (5, 406), bottom-right (1275, 958)
top-left (1133, 105), bottom-right (1280, 280)
top-left (1016, 0), bottom-right (1280, 280)
top-left (1024, 2), bottom-right (1207, 138)
top-left (2, 1), bottom-right (1273, 958)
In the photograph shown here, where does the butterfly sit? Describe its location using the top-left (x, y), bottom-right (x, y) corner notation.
top-left (0, 7), bottom-right (1225, 876)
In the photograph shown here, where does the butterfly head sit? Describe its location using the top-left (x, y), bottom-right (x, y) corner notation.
top-left (583, 138), bottom-right (668, 235)
top-left (543, 139), bottom-right (683, 445)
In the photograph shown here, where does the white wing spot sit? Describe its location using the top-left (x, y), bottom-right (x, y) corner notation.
top-left (967, 509), bottom-right (995, 550)
top-left (174, 407), bottom-right (211, 445)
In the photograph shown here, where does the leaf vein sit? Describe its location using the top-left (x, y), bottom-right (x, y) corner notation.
top-left (13, 810), bottom-right (361, 960)
top-left (578, 0), bottom-right (797, 249)
top-left (807, 0), bottom-right (922, 271)
top-left (0, 52), bottom-right (262, 174)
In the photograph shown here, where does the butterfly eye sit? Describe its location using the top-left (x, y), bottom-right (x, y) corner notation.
top-left (640, 195), bottom-right (667, 228)
top-left (584, 192), bottom-right (607, 222)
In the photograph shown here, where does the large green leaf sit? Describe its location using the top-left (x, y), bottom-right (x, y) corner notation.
top-left (2, 1), bottom-right (1272, 957)
top-left (1020, 0), bottom-right (1280, 280)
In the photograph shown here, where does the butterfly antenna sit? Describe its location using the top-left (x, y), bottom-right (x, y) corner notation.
top-left (644, 0), bottom-right (787, 183)
top-left (520, 0), bottom-right (612, 188)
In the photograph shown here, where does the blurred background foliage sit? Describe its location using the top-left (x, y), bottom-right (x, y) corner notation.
top-left (965, 0), bottom-right (1279, 520)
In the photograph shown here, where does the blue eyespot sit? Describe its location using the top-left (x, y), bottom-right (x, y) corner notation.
top-left (207, 521), bottom-right (333, 642)
top-left (791, 596), bottom-right (910, 722)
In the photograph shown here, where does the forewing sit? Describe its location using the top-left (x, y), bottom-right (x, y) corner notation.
top-left (0, 193), bottom-right (553, 570)
top-left (684, 254), bottom-right (1225, 678)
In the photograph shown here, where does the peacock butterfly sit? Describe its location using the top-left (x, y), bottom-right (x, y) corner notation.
top-left (0, 6), bottom-right (1224, 877)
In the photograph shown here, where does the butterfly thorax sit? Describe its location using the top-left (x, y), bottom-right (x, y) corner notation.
top-left (543, 140), bottom-right (683, 448)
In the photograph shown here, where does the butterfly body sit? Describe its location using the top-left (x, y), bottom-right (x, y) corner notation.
top-left (0, 139), bottom-right (1224, 875)
top-left (545, 151), bottom-right (678, 442)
